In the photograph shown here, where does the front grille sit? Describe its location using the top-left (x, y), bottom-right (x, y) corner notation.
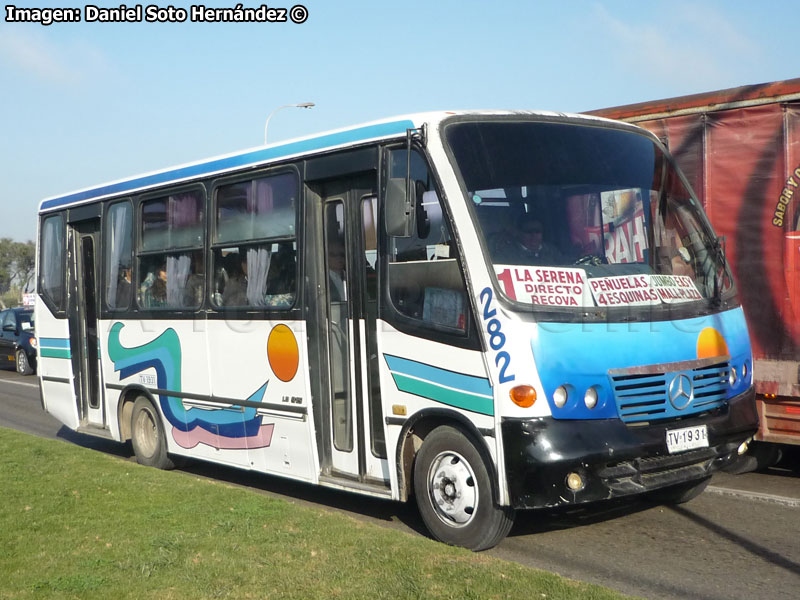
top-left (609, 357), bottom-right (730, 424)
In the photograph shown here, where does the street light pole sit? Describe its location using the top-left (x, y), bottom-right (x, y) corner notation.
top-left (264, 102), bottom-right (315, 144)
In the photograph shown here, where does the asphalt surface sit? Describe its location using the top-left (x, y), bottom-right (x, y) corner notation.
top-left (2, 368), bottom-right (799, 599)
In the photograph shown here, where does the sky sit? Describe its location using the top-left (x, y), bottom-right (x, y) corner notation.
top-left (0, 0), bottom-right (797, 242)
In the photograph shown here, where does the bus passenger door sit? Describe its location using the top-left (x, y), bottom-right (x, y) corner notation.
top-left (67, 218), bottom-right (105, 430)
top-left (313, 176), bottom-right (388, 488)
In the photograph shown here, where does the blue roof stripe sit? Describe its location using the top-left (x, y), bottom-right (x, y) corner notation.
top-left (41, 119), bottom-right (414, 211)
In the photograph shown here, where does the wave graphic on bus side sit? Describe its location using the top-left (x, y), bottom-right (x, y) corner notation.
top-left (107, 322), bottom-right (274, 449)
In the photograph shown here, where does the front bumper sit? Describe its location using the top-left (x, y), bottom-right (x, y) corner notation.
top-left (502, 387), bottom-right (757, 509)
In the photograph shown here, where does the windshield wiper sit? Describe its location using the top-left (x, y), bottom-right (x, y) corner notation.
top-left (710, 235), bottom-right (727, 306)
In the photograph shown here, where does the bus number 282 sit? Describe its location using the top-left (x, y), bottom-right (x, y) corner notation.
top-left (479, 287), bottom-right (515, 384)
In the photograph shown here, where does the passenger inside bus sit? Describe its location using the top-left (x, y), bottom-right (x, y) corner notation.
top-left (327, 240), bottom-right (347, 302)
top-left (138, 252), bottom-right (204, 309)
top-left (659, 227), bottom-right (694, 277)
top-left (214, 243), bottom-right (296, 308)
top-left (183, 252), bottom-right (205, 307)
top-left (139, 262), bottom-right (167, 308)
top-left (264, 243), bottom-right (296, 304)
top-left (221, 252), bottom-right (248, 306)
top-left (114, 267), bottom-right (132, 308)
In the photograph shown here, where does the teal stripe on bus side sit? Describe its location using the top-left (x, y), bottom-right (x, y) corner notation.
top-left (40, 348), bottom-right (71, 359)
top-left (390, 373), bottom-right (494, 416)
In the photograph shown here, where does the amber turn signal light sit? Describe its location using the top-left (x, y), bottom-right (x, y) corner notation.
top-left (510, 385), bottom-right (537, 408)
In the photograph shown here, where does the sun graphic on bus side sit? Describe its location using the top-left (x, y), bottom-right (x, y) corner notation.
top-left (267, 324), bottom-right (299, 382)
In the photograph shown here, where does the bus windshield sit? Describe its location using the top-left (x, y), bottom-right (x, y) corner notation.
top-left (445, 119), bottom-right (733, 311)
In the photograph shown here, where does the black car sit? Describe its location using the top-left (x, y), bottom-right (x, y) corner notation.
top-left (0, 307), bottom-right (36, 375)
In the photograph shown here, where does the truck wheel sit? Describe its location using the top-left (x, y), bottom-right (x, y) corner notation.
top-left (723, 441), bottom-right (782, 474)
top-left (653, 476), bottom-right (710, 505)
top-left (131, 397), bottom-right (175, 470)
top-left (413, 426), bottom-right (514, 551)
top-left (16, 350), bottom-right (33, 375)
top-left (750, 442), bottom-right (782, 471)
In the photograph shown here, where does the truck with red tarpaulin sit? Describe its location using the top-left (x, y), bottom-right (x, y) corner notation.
top-left (590, 79), bottom-right (800, 464)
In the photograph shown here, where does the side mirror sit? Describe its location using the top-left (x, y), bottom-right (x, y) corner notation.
top-left (385, 177), bottom-right (416, 238)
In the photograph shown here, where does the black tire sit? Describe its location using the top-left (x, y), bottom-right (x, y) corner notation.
top-left (15, 350), bottom-right (33, 375)
top-left (721, 453), bottom-right (758, 475)
top-left (413, 426), bottom-right (514, 551)
top-left (652, 476), bottom-right (711, 505)
top-left (131, 397), bottom-right (175, 470)
top-left (723, 442), bottom-right (782, 474)
top-left (750, 442), bottom-right (783, 471)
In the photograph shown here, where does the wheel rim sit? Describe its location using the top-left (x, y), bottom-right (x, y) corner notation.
top-left (16, 352), bottom-right (25, 373)
top-left (134, 407), bottom-right (159, 458)
top-left (427, 450), bottom-right (478, 527)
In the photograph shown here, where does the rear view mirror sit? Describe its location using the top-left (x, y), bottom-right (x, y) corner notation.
top-left (385, 177), bottom-right (416, 238)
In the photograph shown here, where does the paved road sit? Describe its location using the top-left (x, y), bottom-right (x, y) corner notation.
top-left (2, 369), bottom-right (799, 599)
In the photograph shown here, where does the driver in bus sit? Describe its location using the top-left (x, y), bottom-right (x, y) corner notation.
top-left (494, 215), bottom-right (563, 265)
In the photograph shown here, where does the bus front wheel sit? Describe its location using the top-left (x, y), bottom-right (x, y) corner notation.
top-left (413, 426), bottom-right (514, 551)
top-left (131, 397), bottom-right (175, 470)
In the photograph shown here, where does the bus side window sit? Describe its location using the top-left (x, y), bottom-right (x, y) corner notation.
top-left (105, 201), bottom-right (133, 310)
top-left (137, 191), bottom-right (205, 310)
top-left (385, 149), bottom-right (468, 332)
top-left (211, 172), bottom-right (298, 309)
top-left (40, 213), bottom-right (65, 312)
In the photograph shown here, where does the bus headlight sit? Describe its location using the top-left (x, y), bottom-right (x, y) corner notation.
top-left (553, 386), bottom-right (568, 408)
top-left (729, 367), bottom-right (738, 387)
top-left (584, 387), bottom-right (598, 409)
top-left (742, 362), bottom-right (748, 380)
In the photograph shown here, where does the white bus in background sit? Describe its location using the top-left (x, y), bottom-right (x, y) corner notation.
top-left (36, 111), bottom-right (757, 550)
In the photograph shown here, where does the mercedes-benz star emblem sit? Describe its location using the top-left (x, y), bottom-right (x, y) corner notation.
top-left (668, 374), bottom-right (694, 410)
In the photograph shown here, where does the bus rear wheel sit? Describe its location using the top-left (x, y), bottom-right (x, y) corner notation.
top-left (131, 396), bottom-right (175, 470)
top-left (413, 426), bottom-right (514, 551)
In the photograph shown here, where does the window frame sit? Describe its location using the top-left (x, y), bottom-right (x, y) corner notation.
top-left (209, 166), bottom-right (301, 312)
top-left (103, 199), bottom-right (134, 312)
top-left (134, 183), bottom-right (207, 312)
top-left (38, 211), bottom-right (67, 316)
top-left (379, 143), bottom-right (479, 350)
top-left (442, 114), bottom-right (740, 324)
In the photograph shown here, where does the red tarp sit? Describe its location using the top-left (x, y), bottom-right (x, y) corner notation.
top-left (633, 104), bottom-right (800, 368)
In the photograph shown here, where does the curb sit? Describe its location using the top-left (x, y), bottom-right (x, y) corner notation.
top-left (706, 485), bottom-right (800, 508)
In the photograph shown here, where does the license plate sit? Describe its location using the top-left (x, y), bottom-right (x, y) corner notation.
top-left (666, 425), bottom-right (708, 454)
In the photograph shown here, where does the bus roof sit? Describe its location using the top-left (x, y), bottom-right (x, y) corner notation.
top-left (38, 109), bottom-right (615, 213)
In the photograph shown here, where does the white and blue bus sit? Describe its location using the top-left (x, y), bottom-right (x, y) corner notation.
top-left (35, 111), bottom-right (758, 550)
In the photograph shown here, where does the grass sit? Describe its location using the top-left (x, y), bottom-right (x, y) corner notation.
top-left (0, 427), bottom-right (634, 599)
